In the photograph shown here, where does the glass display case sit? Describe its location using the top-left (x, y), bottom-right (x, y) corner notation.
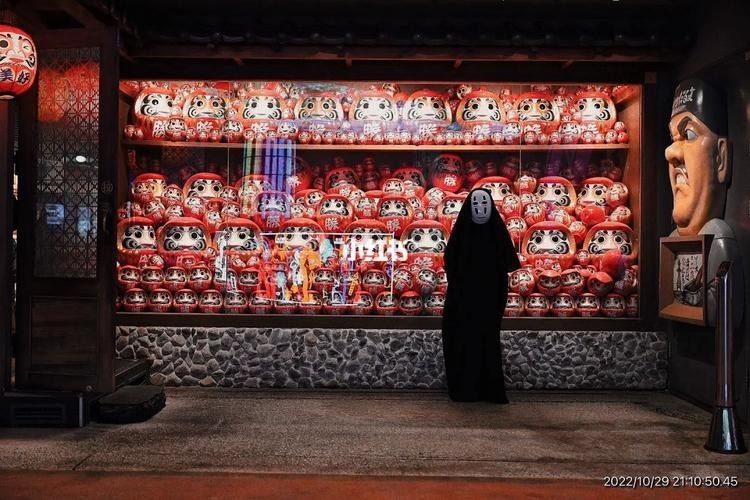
top-left (116, 80), bottom-right (641, 319)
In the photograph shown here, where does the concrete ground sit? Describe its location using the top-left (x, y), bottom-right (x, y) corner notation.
top-left (1, 389), bottom-right (748, 477)
top-left (0, 389), bottom-right (749, 498)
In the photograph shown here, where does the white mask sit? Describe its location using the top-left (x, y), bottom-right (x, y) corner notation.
top-left (470, 190), bottom-right (492, 224)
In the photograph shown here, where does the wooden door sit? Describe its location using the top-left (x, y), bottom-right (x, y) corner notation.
top-left (15, 29), bottom-right (118, 393)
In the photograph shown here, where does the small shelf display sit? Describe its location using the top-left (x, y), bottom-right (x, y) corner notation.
top-left (116, 80), bottom-right (641, 319)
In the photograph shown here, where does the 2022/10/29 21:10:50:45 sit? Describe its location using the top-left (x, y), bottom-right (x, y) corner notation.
top-left (603, 475), bottom-right (740, 488)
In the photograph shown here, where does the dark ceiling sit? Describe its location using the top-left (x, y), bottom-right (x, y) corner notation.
top-left (9, 0), bottom-right (712, 76)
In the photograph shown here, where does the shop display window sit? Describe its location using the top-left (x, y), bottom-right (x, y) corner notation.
top-left (117, 81), bottom-right (641, 318)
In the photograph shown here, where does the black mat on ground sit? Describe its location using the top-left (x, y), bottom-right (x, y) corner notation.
top-left (96, 386), bottom-right (166, 424)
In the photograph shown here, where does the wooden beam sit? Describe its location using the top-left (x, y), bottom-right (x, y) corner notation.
top-left (11, 3), bottom-right (49, 32)
top-left (27, 0), bottom-right (105, 30)
top-left (128, 44), bottom-right (681, 63)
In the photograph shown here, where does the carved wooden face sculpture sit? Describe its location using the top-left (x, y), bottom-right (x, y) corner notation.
top-left (522, 221), bottom-right (576, 269)
top-left (295, 93), bottom-right (344, 121)
top-left (349, 91), bottom-right (398, 121)
top-left (665, 102), bottom-right (730, 236)
top-left (402, 90), bottom-right (451, 123)
top-left (514, 91), bottom-right (561, 134)
top-left (574, 91), bottom-right (616, 133)
top-left (456, 91), bottom-right (505, 125)
top-left (535, 176), bottom-right (577, 214)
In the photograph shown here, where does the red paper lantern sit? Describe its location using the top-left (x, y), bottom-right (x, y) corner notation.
top-left (0, 25), bottom-right (37, 99)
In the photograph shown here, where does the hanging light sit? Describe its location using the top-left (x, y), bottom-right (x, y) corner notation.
top-left (0, 22), bottom-right (37, 99)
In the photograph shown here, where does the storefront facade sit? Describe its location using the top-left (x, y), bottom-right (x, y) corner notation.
top-left (3, 1), bottom-right (744, 406)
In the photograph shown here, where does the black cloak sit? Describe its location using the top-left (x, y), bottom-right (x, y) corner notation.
top-left (441, 188), bottom-right (520, 403)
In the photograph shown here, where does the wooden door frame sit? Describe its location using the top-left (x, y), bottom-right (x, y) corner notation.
top-left (15, 27), bottom-right (119, 392)
top-left (0, 101), bottom-right (15, 393)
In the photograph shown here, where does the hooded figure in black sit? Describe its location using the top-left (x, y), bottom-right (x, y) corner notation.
top-left (442, 188), bottom-right (520, 403)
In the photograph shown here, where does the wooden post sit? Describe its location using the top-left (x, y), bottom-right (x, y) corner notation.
top-left (0, 100), bottom-right (14, 393)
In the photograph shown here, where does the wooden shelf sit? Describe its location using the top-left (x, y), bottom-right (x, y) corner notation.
top-left (122, 140), bottom-right (630, 152)
top-left (116, 312), bottom-right (647, 332)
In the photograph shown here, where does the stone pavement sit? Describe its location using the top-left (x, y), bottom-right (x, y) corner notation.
top-left (0, 389), bottom-right (748, 482)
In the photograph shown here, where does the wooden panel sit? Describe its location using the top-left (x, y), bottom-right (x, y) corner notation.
top-left (0, 101), bottom-right (13, 390)
top-left (29, 297), bottom-right (98, 379)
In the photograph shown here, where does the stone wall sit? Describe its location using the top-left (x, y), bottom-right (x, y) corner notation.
top-left (116, 327), bottom-right (668, 390)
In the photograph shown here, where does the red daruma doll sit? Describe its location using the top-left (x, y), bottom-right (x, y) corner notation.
top-left (157, 217), bottom-right (212, 267)
top-left (377, 194), bottom-right (414, 237)
top-left (133, 88), bottom-right (175, 140)
top-left (117, 217), bottom-right (157, 266)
